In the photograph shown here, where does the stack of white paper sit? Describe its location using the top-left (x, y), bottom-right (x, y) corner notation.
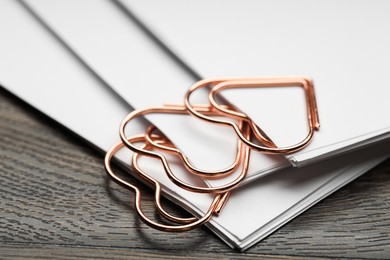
top-left (0, 0), bottom-right (389, 251)
top-left (120, 0), bottom-right (390, 166)
top-left (23, 0), bottom-right (289, 181)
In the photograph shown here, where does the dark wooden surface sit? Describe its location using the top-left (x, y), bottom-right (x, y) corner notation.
top-left (1, 87), bottom-right (390, 259)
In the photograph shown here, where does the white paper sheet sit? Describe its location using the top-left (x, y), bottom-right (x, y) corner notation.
top-left (1, 0), bottom-right (388, 251)
top-left (121, 0), bottom-right (390, 166)
top-left (0, 0), bottom-right (216, 216)
top-left (24, 0), bottom-right (289, 181)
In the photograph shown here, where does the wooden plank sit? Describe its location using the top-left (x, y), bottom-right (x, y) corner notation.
top-left (1, 88), bottom-right (389, 259)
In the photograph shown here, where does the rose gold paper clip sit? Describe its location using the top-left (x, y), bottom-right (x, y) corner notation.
top-left (184, 77), bottom-right (320, 154)
top-left (119, 104), bottom-right (249, 181)
top-left (105, 134), bottom-right (234, 231)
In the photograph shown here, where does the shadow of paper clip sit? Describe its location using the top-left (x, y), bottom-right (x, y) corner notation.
top-left (184, 77), bottom-right (320, 154)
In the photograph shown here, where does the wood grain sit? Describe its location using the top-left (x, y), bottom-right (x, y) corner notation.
top-left (1, 87), bottom-right (389, 259)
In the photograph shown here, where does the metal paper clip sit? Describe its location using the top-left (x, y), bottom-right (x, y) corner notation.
top-left (119, 104), bottom-right (249, 180)
top-left (184, 77), bottom-right (320, 154)
top-left (104, 134), bottom-right (231, 231)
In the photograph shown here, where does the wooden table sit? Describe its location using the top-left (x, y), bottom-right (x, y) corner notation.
top-left (1, 87), bottom-right (389, 259)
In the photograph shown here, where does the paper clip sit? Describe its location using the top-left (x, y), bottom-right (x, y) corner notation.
top-left (184, 77), bottom-right (320, 154)
top-left (119, 104), bottom-right (249, 179)
top-left (104, 134), bottom-right (231, 231)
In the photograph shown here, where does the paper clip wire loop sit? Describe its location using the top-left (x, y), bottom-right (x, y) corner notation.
top-left (120, 104), bottom-right (246, 180)
top-left (104, 135), bottom-right (229, 231)
top-left (184, 77), bottom-right (320, 154)
top-left (120, 106), bottom-right (251, 193)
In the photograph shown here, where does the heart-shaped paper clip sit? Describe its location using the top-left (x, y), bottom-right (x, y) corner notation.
top-left (184, 77), bottom-right (320, 154)
top-left (182, 79), bottom-right (277, 149)
top-left (104, 134), bottom-right (229, 231)
top-left (131, 121), bottom-right (250, 194)
top-left (119, 105), bottom-right (251, 188)
top-left (119, 105), bottom-right (251, 193)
